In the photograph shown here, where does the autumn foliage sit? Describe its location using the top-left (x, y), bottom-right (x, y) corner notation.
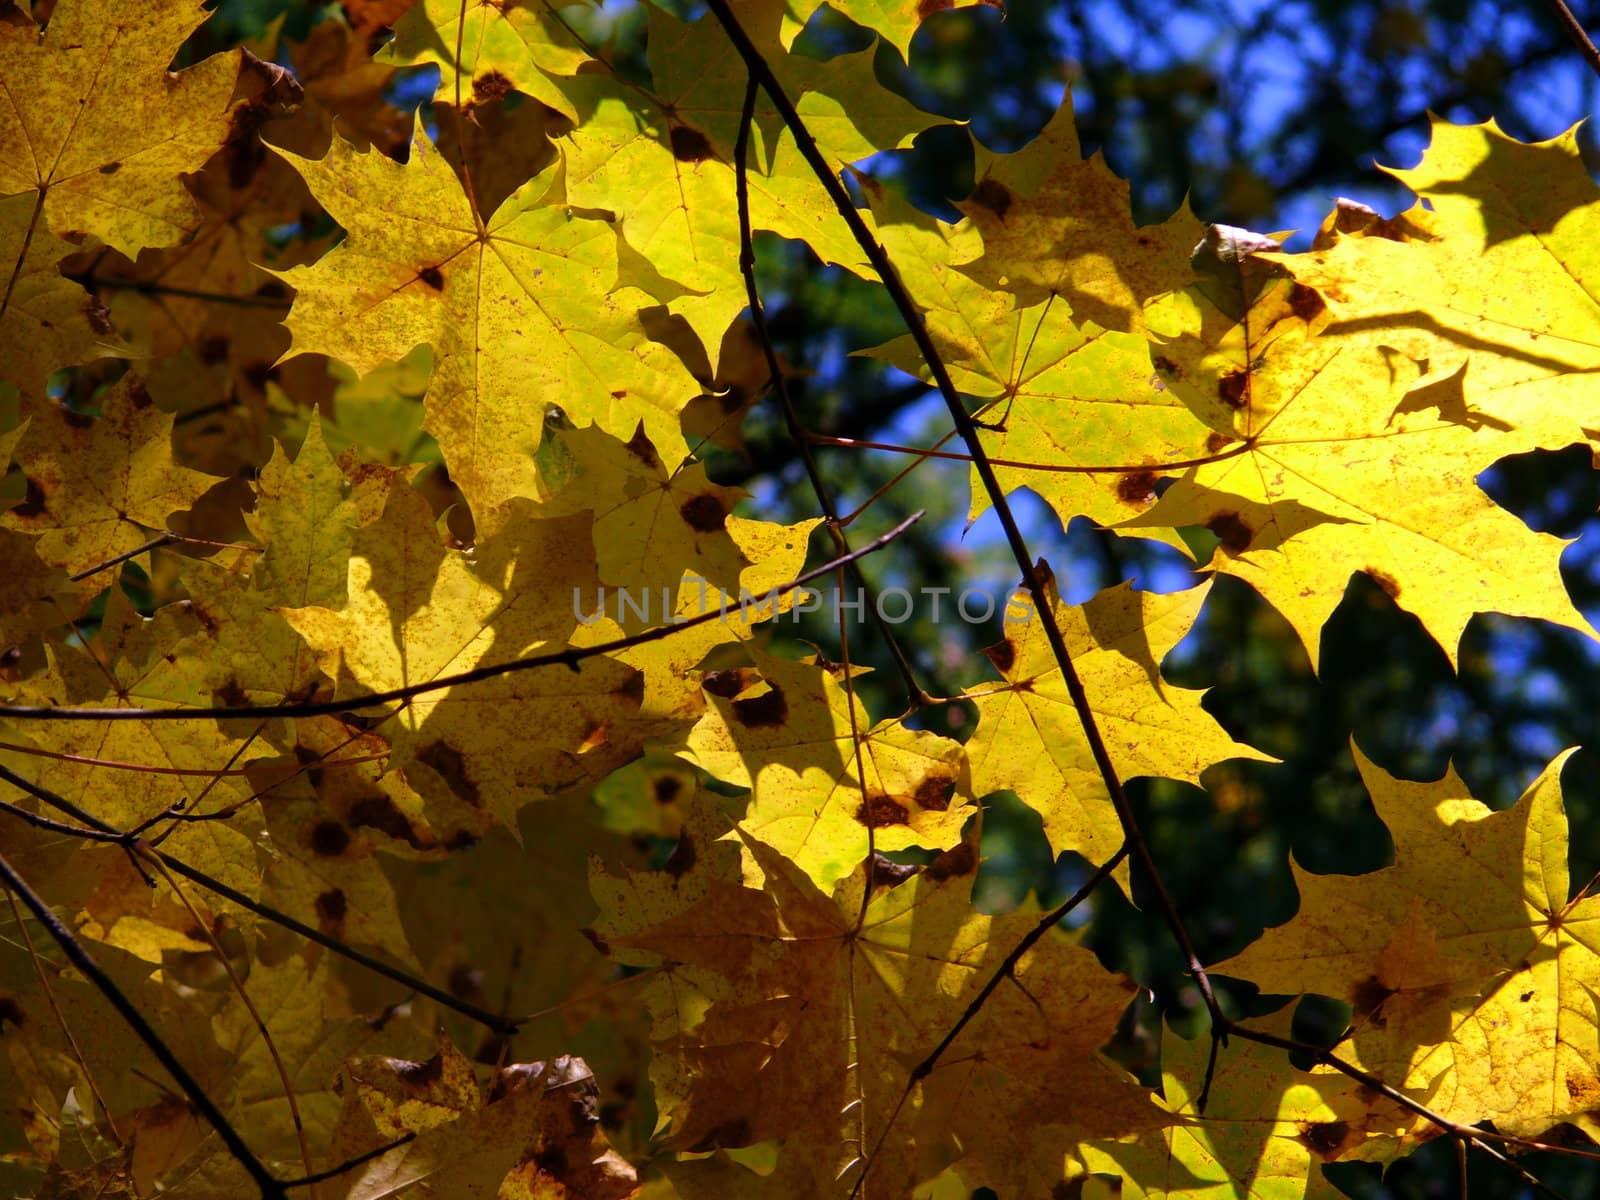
top-left (1, 0), bottom-right (1599, 1197)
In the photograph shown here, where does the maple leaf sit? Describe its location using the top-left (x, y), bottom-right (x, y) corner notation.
top-left (1281, 119), bottom-right (1600, 443)
top-left (326, 1038), bottom-right (637, 1199)
top-left (859, 183), bottom-right (1216, 543)
top-left (593, 830), bottom-right (1152, 1196)
top-left (556, 0), bottom-right (930, 360)
top-left (767, 0), bottom-right (1005, 61)
top-left (957, 96), bottom-right (1207, 335)
top-left (684, 647), bottom-right (974, 886)
top-left (378, 0), bottom-right (591, 120)
top-left (270, 130), bottom-right (702, 526)
top-left (1216, 745), bottom-right (1598, 1142)
top-left (538, 422), bottom-right (753, 594)
top-left (2, 375), bottom-right (217, 579)
top-left (0, 0), bottom-right (242, 257)
top-left (1120, 223), bottom-right (1597, 667)
top-left (964, 575), bottom-right (1271, 889)
top-left (0, 193), bottom-right (122, 401)
top-left (1082, 1007), bottom-right (1375, 1200)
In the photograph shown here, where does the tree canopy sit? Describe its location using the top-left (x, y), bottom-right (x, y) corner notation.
top-left (1, 0), bottom-right (1599, 1198)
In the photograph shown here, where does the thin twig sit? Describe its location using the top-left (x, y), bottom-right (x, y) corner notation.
top-left (1, 884), bottom-right (122, 1144)
top-left (731, 76), bottom-right (933, 711)
top-left (1544, 0), bottom-right (1600, 80)
top-left (852, 844), bottom-right (1131, 1198)
top-left (0, 512), bottom-right (923, 723)
top-left (0, 764), bottom-right (519, 1035)
top-left (703, 0), bottom-right (1227, 1068)
top-left (808, 432), bottom-right (1251, 475)
top-left (281, 1133), bottom-right (417, 1189)
top-left (0, 848), bottom-right (288, 1199)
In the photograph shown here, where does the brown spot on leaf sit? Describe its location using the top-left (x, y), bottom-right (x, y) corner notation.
top-left (669, 125), bottom-right (715, 163)
top-left (1297, 1120), bottom-right (1350, 1160)
top-left (12, 478), bottom-right (46, 518)
top-left (1350, 974), bottom-right (1395, 1024)
top-left (917, 0), bottom-right (954, 16)
top-left (1206, 511), bottom-right (1253, 554)
top-left (1217, 368), bottom-right (1248, 409)
top-left (196, 335), bottom-right (229, 364)
top-left (1115, 469), bottom-right (1159, 506)
top-left (1151, 354), bottom-right (1178, 375)
top-left (732, 684), bottom-right (786, 728)
top-left (314, 888), bottom-right (346, 924)
top-left (856, 794), bottom-right (910, 828)
top-left (349, 794), bottom-right (424, 848)
top-left (448, 963), bottom-right (485, 999)
top-left (1205, 431), bottom-right (1234, 454)
top-left (1520, 990), bottom-right (1535, 1002)
top-left (396, 1054), bottom-right (444, 1087)
top-left (969, 177), bottom-right (1012, 219)
top-left (679, 493), bottom-right (727, 533)
top-left (664, 833), bottom-right (695, 878)
top-left (652, 775), bottom-right (682, 805)
top-left (1566, 1074), bottom-right (1600, 1104)
top-left (418, 741), bottom-right (482, 808)
top-left (914, 774), bottom-right (955, 811)
top-left (984, 638), bottom-right (1016, 675)
top-left (1288, 283), bottom-right (1326, 322)
top-left (925, 841), bottom-right (977, 881)
top-left (310, 820), bottom-right (350, 857)
top-left (418, 266), bottom-right (444, 291)
top-left (613, 667), bottom-right (645, 709)
top-left (213, 679), bottom-right (249, 709)
top-left (472, 70), bottom-right (512, 104)
top-left (610, 388), bottom-right (628, 399)
top-left (1365, 567), bottom-right (1401, 600)
top-left (701, 669), bottom-right (745, 699)
top-left (869, 853), bottom-right (918, 889)
top-left (99, 161), bottom-right (121, 175)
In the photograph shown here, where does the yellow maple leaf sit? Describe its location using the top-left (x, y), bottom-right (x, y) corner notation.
top-left (378, 0), bottom-right (591, 120)
top-left (270, 130), bottom-right (701, 526)
top-left (594, 830), bottom-right (1150, 1196)
top-left (557, 1), bottom-right (925, 361)
top-left (0, 0), bottom-right (241, 256)
top-left (684, 647), bottom-right (974, 886)
top-left (964, 576), bottom-right (1271, 891)
top-left (538, 423), bottom-right (752, 595)
top-left (858, 184), bottom-right (1214, 544)
top-left (1083, 1007), bottom-right (1374, 1200)
top-left (1123, 227), bottom-right (1596, 668)
top-left (1282, 119), bottom-right (1600, 443)
top-left (957, 96), bottom-right (1207, 335)
top-left (0, 193), bottom-right (122, 401)
top-left (1, 375), bottom-right (217, 579)
top-left (1216, 745), bottom-right (1599, 1141)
